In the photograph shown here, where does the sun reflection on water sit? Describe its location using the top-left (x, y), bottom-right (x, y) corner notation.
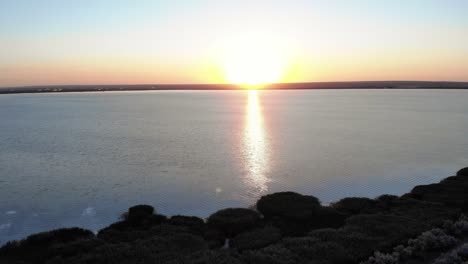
top-left (243, 90), bottom-right (270, 196)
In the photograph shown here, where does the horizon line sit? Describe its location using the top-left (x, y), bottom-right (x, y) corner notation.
top-left (2, 80), bottom-right (468, 89)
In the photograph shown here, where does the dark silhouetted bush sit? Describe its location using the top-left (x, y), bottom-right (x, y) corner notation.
top-left (47, 233), bottom-right (208, 264)
top-left (46, 238), bottom-right (104, 261)
top-left (280, 236), bottom-right (352, 263)
top-left (344, 214), bottom-right (419, 241)
top-left (181, 249), bottom-right (244, 264)
top-left (169, 215), bottom-right (205, 234)
top-left (405, 171), bottom-right (468, 211)
top-left (3, 167), bottom-right (468, 264)
top-left (456, 167), bottom-right (468, 176)
top-left (375, 194), bottom-right (399, 210)
top-left (125, 204), bottom-right (155, 222)
top-left (256, 192), bottom-right (320, 220)
top-left (331, 197), bottom-right (378, 215)
top-left (433, 243), bottom-right (468, 264)
top-left (207, 208), bottom-right (260, 237)
top-left (203, 228), bottom-right (225, 249)
top-left (362, 216), bottom-right (468, 264)
top-left (231, 226), bottom-right (281, 250)
top-left (0, 227), bottom-right (94, 263)
top-left (169, 215), bottom-right (204, 227)
top-left (310, 206), bottom-right (347, 229)
top-left (241, 244), bottom-right (298, 264)
top-left (307, 228), bottom-right (382, 262)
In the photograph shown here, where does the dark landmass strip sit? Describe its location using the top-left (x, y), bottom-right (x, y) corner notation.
top-left (1, 167), bottom-right (468, 264)
top-left (1, 81), bottom-right (468, 94)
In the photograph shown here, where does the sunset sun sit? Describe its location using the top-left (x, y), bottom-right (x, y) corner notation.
top-left (220, 36), bottom-right (287, 87)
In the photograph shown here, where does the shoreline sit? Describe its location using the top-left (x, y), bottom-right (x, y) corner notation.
top-left (2, 81), bottom-right (468, 95)
top-left (1, 167), bottom-right (467, 263)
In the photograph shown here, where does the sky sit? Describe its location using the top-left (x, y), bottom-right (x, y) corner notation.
top-left (1, 0), bottom-right (468, 87)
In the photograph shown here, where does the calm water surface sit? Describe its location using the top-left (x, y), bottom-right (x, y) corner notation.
top-left (1, 89), bottom-right (468, 243)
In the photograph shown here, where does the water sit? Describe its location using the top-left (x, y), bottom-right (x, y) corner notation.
top-left (1, 89), bottom-right (467, 244)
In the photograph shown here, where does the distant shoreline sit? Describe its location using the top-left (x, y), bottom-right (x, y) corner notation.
top-left (1, 81), bottom-right (468, 95)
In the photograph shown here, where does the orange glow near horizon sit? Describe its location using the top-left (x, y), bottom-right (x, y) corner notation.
top-left (2, 2), bottom-right (468, 87)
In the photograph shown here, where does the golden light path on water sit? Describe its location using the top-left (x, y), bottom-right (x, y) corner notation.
top-left (243, 90), bottom-right (270, 197)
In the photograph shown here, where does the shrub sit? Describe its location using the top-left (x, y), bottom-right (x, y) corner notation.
top-left (271, 207), bottom-right (346, 235)
top-left (101, 205), bottom-right (166, 239)
top-left (361, 251), bottom-right (399, 264)
top-left (169, 215), bottom-right (205, 227)
top-left (310, 207), bottom-right (347, 229)
top-left (207, 208), bottom-right (260, 237)
top-left (98, 220), bottom-right (197, 243)
top-left (375, 195), bottom-right (399, 210)
top-left (331, 197), bottom-right (378, 215)
top-left (181, 249), bottom-right (244, 264)
top-left (125, 204), bottom-right (155, 222)
top-left (242, 244), bottom-right (298, 264)
top-left (362, 225), bottom-right (461, 264)
top-left (0, 227), bottom-right (94, 263)
top-left (405, 172), bottom-right (468, 209)
top-left (388, 197), bottom-right (460, 228)
top-left (47, 233), bottom-right (208, 264)
top-left (344, 214), bottom-right (419, 239)
top-left (456, 167), bottom-right (468, 176)
top-left (281, 236), bottom-right (352, 263)
top-left (203, 228), bottom-right (225, 249)
top-left (307, 228), bottom-right (382, 262)
top-left (47, 238), bottom-right (104, 260)
top-left (407, 228), bottom-right (458, 253)
top-left (442, 215), bottom-right (468, 236)
top-left (169, 215), bottom-right (205, 234)
top-left (433, 245), bottom-right (467, 264)
top-left (256, 192), bottom-right (320, 220)
top-left (231, 226), bottom-right (282, 250)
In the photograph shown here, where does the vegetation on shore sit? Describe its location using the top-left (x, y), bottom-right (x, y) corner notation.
top-left (1, 167), bottom-right (468, 264)
top-left (2, 81), bottom-right (468, 95)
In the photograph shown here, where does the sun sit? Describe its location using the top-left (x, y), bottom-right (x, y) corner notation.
top-left (220, 36), bottom-right (286, 88)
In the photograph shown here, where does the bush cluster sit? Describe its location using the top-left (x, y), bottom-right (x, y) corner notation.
top-left (433, 243), bottom-right (468, 264)
top-left (361, 215), bottom-right (468, 264)
top-left (2, 167), bottom-right (468, 264)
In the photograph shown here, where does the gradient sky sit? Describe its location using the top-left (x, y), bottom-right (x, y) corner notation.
top-left (1, 0), bottom-right (468, 87)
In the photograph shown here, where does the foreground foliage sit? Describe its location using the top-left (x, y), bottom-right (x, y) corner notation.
top-left (1, 167), bottom-right (468, 264)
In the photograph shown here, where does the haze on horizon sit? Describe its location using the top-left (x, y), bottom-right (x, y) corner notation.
top-left (1, 0), bottom-right (468, 87)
